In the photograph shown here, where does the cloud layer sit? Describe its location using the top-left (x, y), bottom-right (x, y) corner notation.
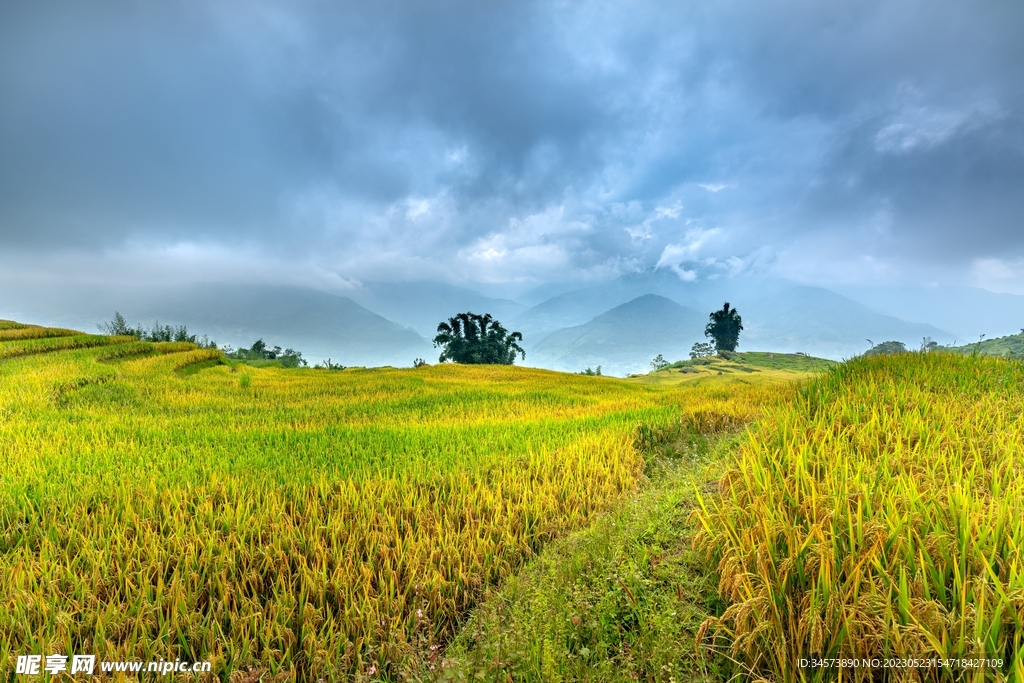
top-left (2, 0), bottom-right (1022, 290)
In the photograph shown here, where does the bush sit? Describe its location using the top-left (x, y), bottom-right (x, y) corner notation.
top-left (224, 339), bottom-right (307, 367)
top-left (864, 340), bottom-right (907, 356)
top-left (690, 341), bottom-right (715, 359)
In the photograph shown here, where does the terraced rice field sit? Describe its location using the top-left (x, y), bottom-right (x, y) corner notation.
top-left (0, 320), bottom-right (789, 681)
top-left (11, 319), bottom-right (1011, 681)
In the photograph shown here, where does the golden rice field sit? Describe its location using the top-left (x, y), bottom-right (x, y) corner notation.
top-left (0, 320), bottom-right (790, 681)
top-left (696, 351), bottom-right (1024, 681)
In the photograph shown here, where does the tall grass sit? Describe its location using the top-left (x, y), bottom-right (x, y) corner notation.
top-left (696, 352), bottom-right (1024, 681)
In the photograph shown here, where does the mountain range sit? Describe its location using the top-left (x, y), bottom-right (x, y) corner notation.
top-left (3, 268), bottom-right (1015, 374)
top-left (0, 282), bottom-right (431, 367)
top-left (529, 294), bottom-right (706, 375)
top-left (346, 281), bottom-right (526, 338)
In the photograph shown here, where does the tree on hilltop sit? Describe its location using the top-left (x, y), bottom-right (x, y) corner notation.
top-left (433, 312), bottom-right (525, 364)
top-left (864, 340), bottom-right (907, 356)
top-left (705, 302), bottom-right (743, 353)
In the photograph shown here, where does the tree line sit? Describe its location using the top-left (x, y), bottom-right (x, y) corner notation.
top-left (100, 312), bottom-right (218, 347)
top-left (100, 312), bottom-right (307, 367)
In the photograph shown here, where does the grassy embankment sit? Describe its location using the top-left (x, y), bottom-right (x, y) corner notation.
top-left (633, 351), bottom-right (837, 386)
top-left (672, 350), bottom-right (835, 373)
top-left (0, 320), bottom-right (810, 681)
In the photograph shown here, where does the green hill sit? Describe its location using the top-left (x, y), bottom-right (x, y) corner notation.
top-left (635, 350), bottom-right (837, 384)
top-left (949, 331), bottom-right (1024, 357)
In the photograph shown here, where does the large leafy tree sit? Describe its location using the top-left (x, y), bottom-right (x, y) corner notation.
top-left (705, 302), bottom-right (743, 352)
top-left (433, 312), bottom-right (525, 364)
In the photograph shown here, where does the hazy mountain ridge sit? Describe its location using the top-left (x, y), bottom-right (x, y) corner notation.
top-left (511, 286), bottom-right (633, 341)
top-left (0, 282), bottom-right (433, 367)
top-left (1, 270), bottom-right (1007, 373)
top-left (837, 285), bottom-right (1024, 342)
top-left (348, 281), bottom-right (527, 338)
top-left (510, 267), bottom-right (744, 339)
top-left (140, 285), bottom-right (434, 366)
top-left (527, 294), bottom-right (706, 375)
top-left (739, 286), bottom-right (953, 360)
top-left (511, 270), bottom-right (956, 369)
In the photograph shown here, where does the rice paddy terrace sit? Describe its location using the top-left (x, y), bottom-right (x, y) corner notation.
top-left (1, 319), bottom-right (1022, 681)
top-left (0, 320), bottom-right (789, 680)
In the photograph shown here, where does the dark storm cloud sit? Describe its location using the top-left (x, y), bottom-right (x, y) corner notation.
top-left (744, 0), bottom-right (1024, 266)
top-left (0, 2), bottom-right (336, 246)
top-left (0, 0), bottom-right (1022, 285)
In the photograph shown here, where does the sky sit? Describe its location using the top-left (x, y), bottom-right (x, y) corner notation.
top-left (2, 0), bottom-right (1023, 295)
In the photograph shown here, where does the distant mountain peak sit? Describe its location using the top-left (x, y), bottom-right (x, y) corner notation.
top-left (528, 293), bottom-right (706, 376)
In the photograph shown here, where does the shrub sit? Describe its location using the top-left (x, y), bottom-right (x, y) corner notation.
top-left (864, 340), bottom-right (907, 356)
top-left (690, 341), bottom-right (715, 359)
top-left (225, 339), bottom-right (307, 367)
